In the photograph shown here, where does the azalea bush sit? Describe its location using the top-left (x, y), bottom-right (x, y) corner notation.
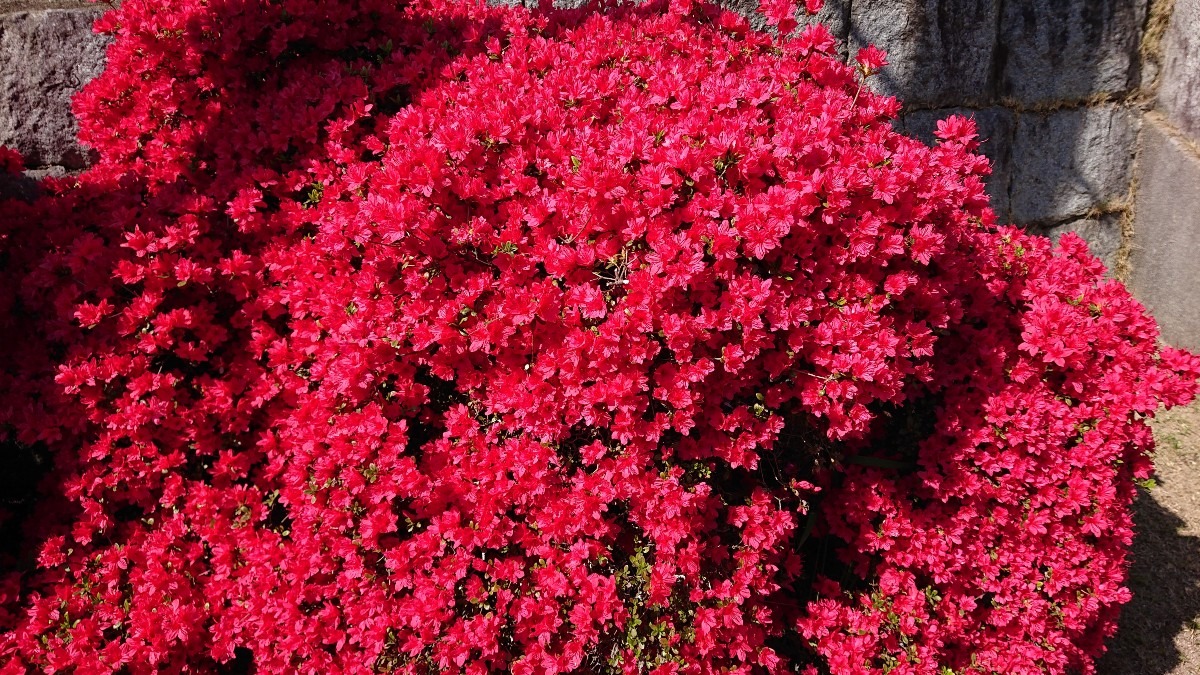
top-left (1, 0), bottom-right (1196, 673)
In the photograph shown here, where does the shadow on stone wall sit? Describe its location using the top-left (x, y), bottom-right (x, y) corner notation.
top-left (849, 3), bottom-right (1200, 670)
top-left (712, 0), bottom-right (1152, 271)
top-left (847, 0), bottom-right (1150, 274)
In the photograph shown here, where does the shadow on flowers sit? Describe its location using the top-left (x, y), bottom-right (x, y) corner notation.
top-left (0, 0), bottom-right (494, 636)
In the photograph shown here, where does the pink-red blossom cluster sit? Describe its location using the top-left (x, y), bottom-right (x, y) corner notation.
top-left (0, 0), bottom-right (1196, 673)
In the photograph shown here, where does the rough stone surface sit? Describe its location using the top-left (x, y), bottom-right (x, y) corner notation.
top-left (1129, 116), bottom-right (1200, 352)
top-left (1036, 211), bottom-right (1124, 273)
top-left (0, 8), bottom-right (108, 169)
top-left (797, 0), bottom-right (850, 41)
top-left (1158, 0), bottom-right (1200, 143)
top-left (23, 164), bottom-right (66, 180)
top-left (901, 107), bottom-right (1016, 220)
top-left (0, 0), bottom-right (96, 13)
top-left (999, 0), bottom-right (1148, 105)
top-left (1009, 104), bottom-right (1140, 225)
top-left (849, 0), bottom-right (998, 109)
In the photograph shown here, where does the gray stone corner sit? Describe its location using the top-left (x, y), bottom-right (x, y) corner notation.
top-left (0, 6), bottom-right (110, 169)
top-left (1156, 0), bottom-right (1200, 144)
top-left (1129, 114), bottom-right (1200, 351)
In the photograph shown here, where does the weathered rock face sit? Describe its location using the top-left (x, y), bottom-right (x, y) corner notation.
top-left (0, 7), bottom-right (108, 169)
top-left (1157, 0), bottom-right (1200, 141)
top-left (901, 107), bottom-right (1015, 219)
top-left (800, 0), bottom-right (849, 41)
top-left (1129, 117), bottom-right (1200, 351)
top-left (0, 1), bottom-right (97, 11)
top-left (1037, 211), bottom-right (1124, 273)
top-left (1009, 105), bottom-right (1140, 225)
top-left (849, 0), bottom-right (999, 108)
top-left (998, 0), bottom-right (1148, 105)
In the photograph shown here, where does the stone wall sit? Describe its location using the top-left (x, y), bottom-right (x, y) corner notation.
top-left (1, 0), bottom-right (1196, 347)
top-left (0, 1), bottom-right (108, 165)
top-left (773, 0), bottom-right (1200, 350)
top-left (1129, 0), bottom-right (1200, 350)
top-left (0, 0), bottom-right (107, 199)
top-left (832, 0), bottom-right (1156, 275)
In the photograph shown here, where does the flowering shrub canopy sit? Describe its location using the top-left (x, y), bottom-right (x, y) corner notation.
top-left (1, 0), bottom-right (1197, 673)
